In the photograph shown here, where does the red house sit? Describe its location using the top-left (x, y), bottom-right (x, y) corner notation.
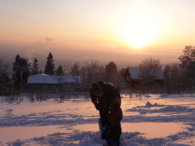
top-left (124, 67), bottom-right (164, 88)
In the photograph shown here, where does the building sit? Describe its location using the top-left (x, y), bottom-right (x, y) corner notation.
top-left (27, 73), bottom-right (82, 92)
top-left (124, 67), bottom-right (164, 88)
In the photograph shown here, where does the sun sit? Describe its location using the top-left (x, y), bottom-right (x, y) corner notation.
top-left (122, 15), bottom-right (156, 48)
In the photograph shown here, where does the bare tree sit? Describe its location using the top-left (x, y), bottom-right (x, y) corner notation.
top-left (96, 66), bottom-right (105, 81)
top-left (138, 57), bottom-right (162, 84)
top-left (163, 63), bottom-right (180, 88)
top-left (105, 61), bottom-right (117, 82)
top-left (70, 62), bottom-right (80, 76)
top-left (178, 46), bottom-right (195, 86)
top-left (70, 62), bottom-right (81, 87)
top-left (117, 68), bottom-right (126, 89)
top-left (85, 60), bottom-right (99, 86)
top-left (179, 46), bottom-right (195, 66)
top-left (79, 66), bottom-right (87, 85)
top-left (55, 76), bottom-right (65, 84)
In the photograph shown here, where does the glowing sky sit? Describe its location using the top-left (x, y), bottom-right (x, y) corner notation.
top-left (0, 0), bottom-right (195, 64)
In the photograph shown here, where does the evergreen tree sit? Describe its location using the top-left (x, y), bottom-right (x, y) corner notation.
top-left (12, 55), bottom-right (31, 90)
top-left (0, 73), bottom-right (12, 94)
top-left (12, 55), bottom-right (21, 89)
top-left (0, 58), bottom-right (9, 74)
top-left (0, 58), bottom-right (12, 93)
top-left (56, 65), bottom-right (64, 75)
top-left (32, 58), bottom-right (39, 75)
top-left (44, 52), bottom-right (55, 75)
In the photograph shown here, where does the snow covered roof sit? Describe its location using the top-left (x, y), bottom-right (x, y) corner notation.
top-left (27, 73), bottom-right (82, 84)
top-left (128, 67), bottom-right (164, 80)
top-left (128, 67), bottom-right (140, 79)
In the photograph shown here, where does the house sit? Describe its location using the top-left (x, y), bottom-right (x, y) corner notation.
top-left (124, 67), bottom-right (164, 88)
top-left (27, 73), bottom-right (82, 92)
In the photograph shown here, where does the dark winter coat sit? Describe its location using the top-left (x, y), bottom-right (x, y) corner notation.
top-left (109, 97), bottom-right (123, 126)
top-left (89, 81), bottom-right (120, 110)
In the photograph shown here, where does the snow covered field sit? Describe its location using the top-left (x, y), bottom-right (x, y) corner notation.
top-left (1, 94), bottom-right (195, 146)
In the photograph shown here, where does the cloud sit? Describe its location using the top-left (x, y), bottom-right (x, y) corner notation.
top-left (33, 41), bottom-right (46, 47)
top-left (32, 37), bottom-right (54, 48)
top-left (45, 37), bottom-right (54, 43)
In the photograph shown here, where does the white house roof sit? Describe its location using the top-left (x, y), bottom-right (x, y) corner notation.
top-left (128, 67), bottom-right (140, 79)
top-left (27, 73), bottom-right (82, 84)
top-left (128, 67), bottom-right (164, 80)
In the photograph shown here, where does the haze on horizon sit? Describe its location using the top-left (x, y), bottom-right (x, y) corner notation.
top-left (0, 0), bottom-right (195, 65)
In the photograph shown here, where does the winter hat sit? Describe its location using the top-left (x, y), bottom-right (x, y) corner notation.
top-left (91, 82), bottom-right (103, 96)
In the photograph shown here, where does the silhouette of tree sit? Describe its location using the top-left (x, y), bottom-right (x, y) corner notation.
top-left (105, 61), bottom-right (117, 82)
top-left (163, 63), bottom-right (180, 88)
top-left (12, 55), bottom-right (31, 90)
top-left (32, 58), bottom-right (39, 75)
top-left (119, 68), bottom-right (126, 77)
top-left (178, 46), bottom-right (195, 87)
top-left (56, 65), bottom-right (64, 76)
top-left (0, 58), bottom-right (9, 74)
top-left (0, 58), bottom-right (12, 93)
top-left (70, 62), bottom-right (80, 76)
top-left (138, 57), bottom-right (161, 84)
top-left (44, 52), bottom-right (55, 75)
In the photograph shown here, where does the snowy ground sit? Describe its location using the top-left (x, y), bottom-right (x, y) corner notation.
top-left (1, 94), bottom-right (195, 146)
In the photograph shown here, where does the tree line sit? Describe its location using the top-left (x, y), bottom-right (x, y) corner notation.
top-left (0, 52), bottom-right (125, 93)
top-left (163, 46), bottom-right (195, 92)
top-left (0, 46), bottom-right (195, 94)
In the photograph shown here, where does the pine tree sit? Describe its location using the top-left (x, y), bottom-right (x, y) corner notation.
top-left (12, 55), bottom-right (21, 89)
top-left (0, 58), bottom-right (9, 74)
top-left (0, 73), bottom-right (12, 94)
top-left (56, 65), bottom-right (64, 75)
top-left (44, 52), bottom-right (55, 75)
top-left (32, 58), bottom-right (39, 75)
top-left (12, 55), bottom-right (31, 90)
top-left (0, 58), bottom-right (12, 93)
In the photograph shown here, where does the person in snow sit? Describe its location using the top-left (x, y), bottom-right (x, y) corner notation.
top-left (104, 96), bottom-right (122, 146)
top-left (89, 81), bottom-right (122, 146)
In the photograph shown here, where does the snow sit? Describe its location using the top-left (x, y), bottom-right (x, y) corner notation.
top-left (27, 73), bottom-right (82, 84)
top-left (1, 94), bottom-right (195, 145)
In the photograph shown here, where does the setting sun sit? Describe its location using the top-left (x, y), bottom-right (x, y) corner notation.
top-left (122, 14), bottom-right (156, 48)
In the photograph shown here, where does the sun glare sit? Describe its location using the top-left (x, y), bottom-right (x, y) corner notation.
top-left (122, 14), bottom-right (156, 48)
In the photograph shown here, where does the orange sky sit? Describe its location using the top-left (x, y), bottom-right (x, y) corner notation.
top-left (0, 0), bottom-right (195, 65)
